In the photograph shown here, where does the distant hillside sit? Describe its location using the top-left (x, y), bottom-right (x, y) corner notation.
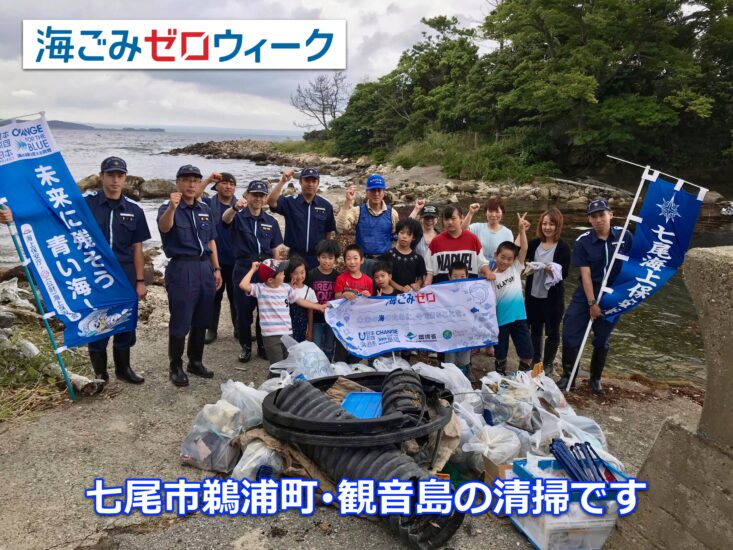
top-left (47, 120), bottom-right (96, 130)
top-left (122, 127), bottom-right (165, 132)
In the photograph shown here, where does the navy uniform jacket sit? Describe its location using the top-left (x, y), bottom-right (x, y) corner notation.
top-left (572, 227), bottom-right (633, 286)
top-left (224, 208), bottom-right (283, 266)
top-left (157, 200), bottom-right (217, 258)
top-left (202, 195), bottom-right (236, 267)
top-left (271, 194), bottom-right (335, 256)
top-left (84, 190), bottom-right (151, 264)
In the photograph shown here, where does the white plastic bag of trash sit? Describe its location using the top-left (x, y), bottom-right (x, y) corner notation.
top-left (412, 361), bottom-right (482, 412)
top-left (373, 355), bottom-right (411, 372)
top-left (220, 380), bottom-right (267, 429)
top-left (180, 400), bottom-right (243, 473)
top-left (451, 401), bottom-right (488, 474)
top-left (462, 425), bottom-right (522, 465)
top-left (530, 408), bottom-right (624, 472)
top-left (270, 335), bottom-right (334, 379)
top-left (231, 440), bottom-right (283, 481)
top-left (258, 371), bottom-right (294, 394)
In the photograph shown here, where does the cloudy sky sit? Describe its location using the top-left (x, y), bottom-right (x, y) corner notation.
top-left (1, 0), bottom-right (494, 134)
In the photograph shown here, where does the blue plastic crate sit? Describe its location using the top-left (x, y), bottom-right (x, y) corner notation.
top-left (513, 458), bottom-right (628, 502)
top-left (342, 392), bottom-right (382, 418)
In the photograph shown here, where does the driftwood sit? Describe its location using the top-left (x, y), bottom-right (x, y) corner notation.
top-left (551, 177), bottom-right (634, 197)
top-left (45, 363), bottom-right (105, 397)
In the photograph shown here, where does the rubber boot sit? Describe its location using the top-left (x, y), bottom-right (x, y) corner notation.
top-left (169, 336), bottom-right (188, 387)
top-left (557, 346), bottom-right (579, 390)
top-left (89, 350), bottom-right (109, 382)
top-left (238, 330), bottom-right (252, 363)
top-left (518, 360), bottom-right (533, 372)
top-left (495, 358), bottom-right (507, 376)
top-left (113, 348), bottom-right (144, 384)
top-left (187, 327), bottom-right (213, 378)
top-left (205, 300), bottom-right (220, 345)
top-left (543, 340), bottom-right (560, 377)
top-left (589, 346), bottom-right (609, 395)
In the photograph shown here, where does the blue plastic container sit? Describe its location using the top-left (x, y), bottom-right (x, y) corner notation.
top-left (513, 458), bottom-right (628, 502)
top-left (342, 392), bottom-right (382, 418)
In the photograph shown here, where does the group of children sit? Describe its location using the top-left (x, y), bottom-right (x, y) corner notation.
top-left (238, 197), bottom-right (557, 387)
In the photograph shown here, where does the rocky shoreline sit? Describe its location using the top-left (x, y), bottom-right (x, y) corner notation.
top-left (165, 139), bottom-right (727, 210)
top-left (75, 174), bottom-right (176, 201)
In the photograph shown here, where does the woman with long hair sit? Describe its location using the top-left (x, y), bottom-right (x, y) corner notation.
top-left (524, 207), bottom-right (571, 376)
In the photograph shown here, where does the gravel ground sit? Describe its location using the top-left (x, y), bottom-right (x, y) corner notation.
top-left (0, 287), bottom-right (703, 550)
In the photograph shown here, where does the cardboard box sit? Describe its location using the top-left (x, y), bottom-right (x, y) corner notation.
top-left (483, 456), bottom-right (513, 485)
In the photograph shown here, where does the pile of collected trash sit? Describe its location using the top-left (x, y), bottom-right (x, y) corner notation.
top-left (180, 337), bottom-right (623, 549)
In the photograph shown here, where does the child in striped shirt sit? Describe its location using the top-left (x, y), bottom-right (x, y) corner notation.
top-left (240, 259), bottom-right (327, 365)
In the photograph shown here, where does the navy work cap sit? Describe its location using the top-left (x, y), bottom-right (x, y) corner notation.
top-left (213, 172), bottom-right (236, 190)
top-left (100, 156), bottom-right (127, 173)
top-left (300, 167), bottom-right (320, 180)
top-left (587, 198), bottom-right (611, 215)
top-left (246, 180), bottom-right (269, 194)
top-left (176, 164), bottom-right (202, 178)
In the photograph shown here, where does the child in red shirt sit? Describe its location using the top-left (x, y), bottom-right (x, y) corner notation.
top-left (333, 244), bottom-right (372, 363)
top-left (335, 244), bottom-right (373, 299)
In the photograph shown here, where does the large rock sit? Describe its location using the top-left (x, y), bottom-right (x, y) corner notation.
top-left (566, 196), bottom-right (588, 209)
top-left (0, 307), bottom-right (15, 328)
top-left (75, 175), bottom-right (145, 201)
top-left (17, 339), bottom-right (40, 358)
top-left (0, 278), bottom-right (34, 310)
top-left (703, 190), bottom-right (725, 204)
top-left (139, 178), bottom-right (175, 199)
top-left (76, 174), bottom-right (100, 193)
top-left (0, 266), bottom-right (26, 283)
top-left (607, 245), bottom-right (733, 549)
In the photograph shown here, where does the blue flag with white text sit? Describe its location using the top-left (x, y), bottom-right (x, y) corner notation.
top-left (0, 116), bottom-right (138, 348)
top-left (600, 176), bottom-right (703, 320)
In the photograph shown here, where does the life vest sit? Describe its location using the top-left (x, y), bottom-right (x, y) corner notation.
top-left (355, 203), bottom-right (392, 255)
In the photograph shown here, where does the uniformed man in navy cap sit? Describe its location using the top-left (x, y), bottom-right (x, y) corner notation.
top-left (267, 167), bottom-right (336, 269)
top-left (158, 164), bottom-right (223, 386)
top-left (199, 172), bottom-right (238, 344)
top-left (558, 198), bottom-right (632, 394)
top-left (221, 179), bottom-right (283, 362)
top-left (0, 156), bottom-right (152, 384)
top-left (84, 156), bottom-right (151, 384)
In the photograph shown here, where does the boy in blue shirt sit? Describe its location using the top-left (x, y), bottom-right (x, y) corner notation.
top-left (491, 213), bottom-right (533, 375)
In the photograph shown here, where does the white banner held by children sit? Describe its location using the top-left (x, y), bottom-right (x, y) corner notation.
top-left (325, 279), bottom-right (499, 359)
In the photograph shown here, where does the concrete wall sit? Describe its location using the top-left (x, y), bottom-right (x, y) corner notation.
top-left (605, 246), bottom-right (733, 549)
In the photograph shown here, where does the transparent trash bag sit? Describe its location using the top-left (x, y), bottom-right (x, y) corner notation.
top-left (180, 400), bottom-right (243, 473)
top-left (220, 380), bottom-right (267, 429)
top-left (231, 440), bottom-right (283, 481)
top-left (270, 335), bottom-right (334, 379)
top-left (462, 425), bottom-right (522, 464)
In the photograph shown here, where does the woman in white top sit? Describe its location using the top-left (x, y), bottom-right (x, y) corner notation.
top-left (409, 199), bottom-right (440, 258)
top-left (461, 196), bottom-right (514, 262)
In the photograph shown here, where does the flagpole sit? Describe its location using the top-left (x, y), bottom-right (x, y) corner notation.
top-left (606, 155), bottom-right (707, 190)
top-left (565, 166), bottom-right (652, 392)
top-left (0, 202), bottom-right (77, 401)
